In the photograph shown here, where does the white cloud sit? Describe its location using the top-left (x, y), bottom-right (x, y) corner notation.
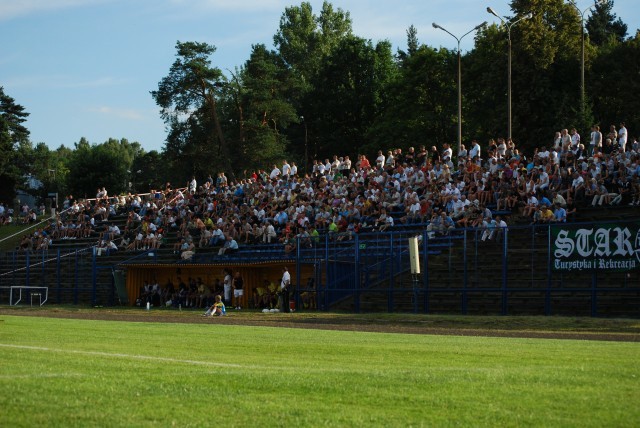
top-left (167, 0), bottom-right (284, 13)
top-left (3, 75), bottom-right (129, 90)
top-left (89, 106), bottom-right (145, 121)
top-left (59, 77), bottom-right (131, 89)
top-left (0, 0), bottom-right (114, 21)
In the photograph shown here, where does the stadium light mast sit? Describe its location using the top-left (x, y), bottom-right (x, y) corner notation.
top-left (486, 7), bottom-right (533, 140)
top-left (568, 0), bottom-right (607, 125)
top-left (432, 21), bottom-right (487, 155)
top-left (300, 116), bottom-right (308, 173)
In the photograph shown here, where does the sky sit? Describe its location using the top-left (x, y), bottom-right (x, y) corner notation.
top-left (1, 0), bottom-right (637, 153)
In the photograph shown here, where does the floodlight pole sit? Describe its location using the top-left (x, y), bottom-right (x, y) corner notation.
top-left (301, 116), bottom-right (308, 173)
top-left (568, 0), bottom-right (606, 124)
top-left (487, 7), bottom-right (533, 140)
top-left (432, 21), bottom-right (487, 155)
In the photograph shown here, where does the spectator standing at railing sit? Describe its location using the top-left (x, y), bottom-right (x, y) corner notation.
top-left (618, 122), bottom-right (628, 152)
top-left (232, 270), bottom-right (244, 310)
top-left (280, 267), bottom-right (291, 313)
top-left (468, 140), bottom-right (481, 160)
top-left (221, 268), bottom-right (232, 307)
top-left (270, 164), bottom-right (281, 180)
top-left (590, 125), bottom-right (602, 155)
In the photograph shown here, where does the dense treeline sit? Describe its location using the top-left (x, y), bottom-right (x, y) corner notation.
top-left (1, 0), bottom-right (637, 202)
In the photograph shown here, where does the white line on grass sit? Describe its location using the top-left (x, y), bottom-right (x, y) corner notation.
top-left (0, 344), bottom-right (245, 369)
top-left (0, 373), bottom-right (86, 379)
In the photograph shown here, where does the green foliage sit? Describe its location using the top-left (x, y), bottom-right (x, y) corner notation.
top-left (0, 87), bottom-right (30, 202)
top-left (463, 25), bottom-right (509, 140)
top-left (368, 44), bottom-right (456, 153)
top-left (274, 1), bottom-right (352, 81)
top-left (586, 0), bottom-right (628, 47)
top-left (131, 150), bottom-right (164, 193)
top-left (510, 0), bottom-right (581, 69)
top-left (65, 138), bottom-right (139, 197)
top-left (307, 36), bottom-right (397, 157)
top-left (589, 32), bottom-right (640, 134)
top-left (151, 41), bottom-right (233, 181)
top-left (396, 24), bottom-right (419, 63)
top-left (226, 44), bottom-right (299, 171)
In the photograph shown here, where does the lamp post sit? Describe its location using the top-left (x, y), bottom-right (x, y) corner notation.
top-left (568, 0), bottom-right (606, 125)
top-left (300, 116), bottom-right (308, 173)
top-left (487, 7), bottom-right (533, 140)
top-left (432, 21), bottom-right (487, 155)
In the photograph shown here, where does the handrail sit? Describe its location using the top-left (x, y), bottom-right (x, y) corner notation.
top-left (0, 206), bottom-right (73, 244)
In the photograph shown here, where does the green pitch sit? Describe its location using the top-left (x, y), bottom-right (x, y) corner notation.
top-left (1, 315), bottom-right (638, 427)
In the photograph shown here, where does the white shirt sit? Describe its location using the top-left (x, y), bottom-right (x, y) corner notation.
top-left (572, 175), bottom-right (584, 189)
top-left (571, 132), bottom-right (580, 147)
top-left (619, 127), bottom-right (628, 146)
top-left (281, 270), bottom-right (290, 290)
top-left (469, 143), bottom-right (480, 159)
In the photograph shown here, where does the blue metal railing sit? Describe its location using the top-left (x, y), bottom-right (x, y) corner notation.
top-left (1, 220), bottom-right (638, 316)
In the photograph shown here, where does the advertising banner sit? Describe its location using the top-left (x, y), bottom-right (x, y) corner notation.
top-left (552, 223), bottom-right (640, 271)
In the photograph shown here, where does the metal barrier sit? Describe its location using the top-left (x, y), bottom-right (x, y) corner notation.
top-left (1, 220), bottom-right (638, 317)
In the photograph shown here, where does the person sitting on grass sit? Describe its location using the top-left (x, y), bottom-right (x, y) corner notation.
top-left (203, 294), bottom-right (226, 317)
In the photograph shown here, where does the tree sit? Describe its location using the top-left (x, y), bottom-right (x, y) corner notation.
top-left (274, 1), bottom-right (352, 82)
top-left (308, 36), bottom-right (397, 157)
top-left (65, 138), bottom-right (137, 197)
top-left (589, 32), bottom-right (640, 133)
top-left (397, 25), bottom-right (419, 63)
top-left (0, 87), bottom-right (30, 202)
top-left (151, 41), bottom-right (233, 181)
top-left (463, 25), bottom-right (510, 142)
top-left (470, 0), bottom-right (585, 149)
top-left (131, 150), bottom-right (163, 193)
top-left (586, 0), bottom-right (628, 47)
top-left (226, 44), bottom-right (300, 173)
top-left (367, 44), bottom-right (456, 153)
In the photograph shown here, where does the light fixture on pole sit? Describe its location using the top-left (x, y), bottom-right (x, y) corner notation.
top-left (300, 116), bottom-right (308, 173)
top-left (568, 0), bottom-right (607, 125)
top-left (432, 21), bottom-right (487, 155)
top-left (487, 7), bottom-right (533, 140)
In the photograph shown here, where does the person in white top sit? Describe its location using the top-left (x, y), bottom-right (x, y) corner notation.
top-left (282, 160), bottom-right (291, 177)
top-left (280, 267), bottom-right (291, 313)
top-left (442, 143), bottom-right (453, 162)
top-left (590, 125), bottom-right (602, 155)
top-left (375, 151), bottom-right (385, 169)
top-left (269, 165), bottom-right (281, 180)
top-left (570, 128), bottom-right (580, 148)
top-left (468, 140), bottom-right (481, 159)
top-left (618, 122), bottom-right (628, 152)
top-left (497, 140), bottom-right (507, 158)
top-left (263, 222), bottom-right (277, 243)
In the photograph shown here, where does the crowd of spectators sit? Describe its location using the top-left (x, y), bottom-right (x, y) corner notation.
top-left (136, 270), bottom-right (294, 311)
top-left (8, 122), bottom-right (640, 255)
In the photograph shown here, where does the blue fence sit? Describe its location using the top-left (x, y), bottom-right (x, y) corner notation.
top-left (1, 220), bottom-right (639, 317)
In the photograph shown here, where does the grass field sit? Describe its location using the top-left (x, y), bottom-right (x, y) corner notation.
top-left (1, 313), bottom-right (639, 427)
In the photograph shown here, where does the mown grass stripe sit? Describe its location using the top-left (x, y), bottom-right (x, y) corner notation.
top-left (0, 343), bottom-right (246, 368)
